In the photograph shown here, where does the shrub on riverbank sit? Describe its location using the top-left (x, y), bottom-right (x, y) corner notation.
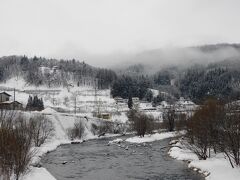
top-left (67, 121), bottom-right (85, 140)
top-left (185, 98), bottom-right (240, 168)
top-left (29, 115), bottom-right (54, 147)
top-left (127, 110), bottom-right (154, 137)
top-left (0, 111), bottom-right (35, 180)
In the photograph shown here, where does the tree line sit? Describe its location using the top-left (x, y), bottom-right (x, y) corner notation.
top-left (110, 75), bottom-right (152, 100)
top-left (111, 60), bottom-right (240, 104)
top-left (0, 55), bottom-right (117, 89)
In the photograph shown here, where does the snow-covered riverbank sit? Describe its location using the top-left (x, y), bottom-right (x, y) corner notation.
top-left (22, 110), bottom-right (127, 180)
top-left (22, 117), bottom-right (181, 180)
top-left (125, 131), bottom-right (178, 143)
top-left (168, 140), bottom-right (240, 180)
top-left (20, 111), bottom-right (96, 180)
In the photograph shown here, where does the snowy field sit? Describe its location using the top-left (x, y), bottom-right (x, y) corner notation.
top-left (168, 140), bottom-right (240, 180)
top-left (0, 77), bottom-right (115, 112)
top-left (0, 78), bottom-right (130, 123)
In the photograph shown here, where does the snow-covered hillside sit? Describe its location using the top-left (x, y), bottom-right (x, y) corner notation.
top-left (0, 77), bottom-right (129, 123)
top-left (1, 77), bottom-right (165, 123)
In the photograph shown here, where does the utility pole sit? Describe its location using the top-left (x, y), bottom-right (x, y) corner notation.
top-left (13, 88), bottom-right (16, 110)
top-left (14, 88), bottom-right (15, 102)
top-left (94, 78), bottom-right (99, 117)
top-left (116, 102), bottom-right (119, 113)
top-left (74, 94), bottom-right (77, 114)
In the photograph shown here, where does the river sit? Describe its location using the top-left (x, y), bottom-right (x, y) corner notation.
top-left (41, 136), bottom-right (204, 180)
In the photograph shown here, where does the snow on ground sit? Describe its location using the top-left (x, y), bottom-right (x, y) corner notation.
top-left (20, 111), bottom-right (96, 180)
top-left (0, 77), bottom-right (115, 114)
top-left (23, 167), bottom-right (56, 180)
top-left (112, 112), bottom-right (128, 123)
top-left (21, 110), bottom-right (126, 180)
top-left (0, 77), bottom-right (163, 125)
top-left (0, 77), bottom-right (59, 91)
top-left (0, 77), bottom-right (29, 90)
top-left (41, 107), bottom-right (57, 114)
top-left (0, 78), bottom-right (183, 179)
top-left (139, 102), bottom-right (153, 109)
top-left (125, 131), bottom-right (178, 143)
top-left (26, 112), bottom-right (71, 164)
top-left (168, 140), bottom-right (240, 180)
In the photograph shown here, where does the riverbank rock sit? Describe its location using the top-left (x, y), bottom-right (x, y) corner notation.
top-left (71, 141), bottom-right (81, 144)
top-left (169, 140), bottom-right (178, 145)
top-left (108, 138), bottom-right (124, 145)
top-left (32, 162), bottom-right (42, 168)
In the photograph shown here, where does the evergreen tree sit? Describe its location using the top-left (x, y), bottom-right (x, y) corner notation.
top-left (39, 98), bottom-right (44, 110)
top-left (152, 95), bottom-right (164, 107)
top-left (128, 94), bottom-right (133, 109)
top-left (144, 90), bottom-right (153, 102)
top-left (33, 96), bottom-right (38, 108)
top-left (26, 96), bottom-right (33, 110)
top-left (26, 95), bottom-right (44, 111)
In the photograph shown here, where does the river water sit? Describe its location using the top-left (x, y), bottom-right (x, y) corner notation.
top-left (41, 136), bottom-right (204, 180)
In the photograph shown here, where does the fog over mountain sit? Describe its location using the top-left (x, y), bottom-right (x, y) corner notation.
top-left (109, 43), bottom-right (240, 74)
top-left (1, 0), bottom-right (240, 67)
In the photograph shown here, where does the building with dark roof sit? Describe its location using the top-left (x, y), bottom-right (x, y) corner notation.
top-left (0, 92), bottom-right (11, 102)
top-left (0, 92), bottom-right (23, 110)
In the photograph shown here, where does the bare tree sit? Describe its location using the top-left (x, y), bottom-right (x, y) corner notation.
top-left (185, 99), bottom-right (224, 160)
top-left (98, 121), bottom-right (114, 135)
top-left (29, 115), bottom-right (54, 147)
top-left (128, 110), bottom-right (154, 137)
top-left (175, 113), bottom-right (187, 131)
top-left (218, 103), bottom-right (240, 168)
top-left (163, 106), bottom-right (176, 132)
top-left (90, 123), bottom-right (98, 135)
top-left (0, 113), bottom-right (35, 180)
top-left (13, 116), bottom-right (35, 180)
top-left (67, 121), bottom-right (85, 140)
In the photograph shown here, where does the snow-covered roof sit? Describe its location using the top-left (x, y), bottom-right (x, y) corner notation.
top-left (0, 101), bottom-right (12, 104)
top-left (161, 101), bottom-right (168, 106)
top-left (0, 101), bottom-right (22, 105)
top-left (114, 96), bottom-right (123, 100)
top-left (175, 97), bottom-right (195, 106)
top-left (0, 92), bottom-right (11, 96)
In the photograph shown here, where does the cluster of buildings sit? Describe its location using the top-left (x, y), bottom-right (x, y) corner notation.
top-left (114, 96), bottom-right (140, 104)
top-left (0, 92), bottom-right (23, 110)
top-left (114, 96), bottom-right (197, 112)
top-left (155, 97), bottom-right (198, 119)
top-left (114, 96), bottom-right (140, 109)
top-left (113, 96), bottom-right (197, 121)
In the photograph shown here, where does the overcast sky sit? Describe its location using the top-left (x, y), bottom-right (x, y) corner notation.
top-left (0, 0), bottom-right (240, 65)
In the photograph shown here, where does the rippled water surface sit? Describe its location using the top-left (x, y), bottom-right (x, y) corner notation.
top-left (41, 136), bottom-right (204, 180)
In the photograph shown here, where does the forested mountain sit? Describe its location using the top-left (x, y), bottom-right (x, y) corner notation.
top-left (0, 55), bottom-right (117, 89)
top-left (179, 62), bottom-right (240, 103)
top-left (1, 44), bottom-right (240, 103)
top-left (110, 44), bottom-right (240, 103)
top-left (111, 75), bottom-right (151, 100)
